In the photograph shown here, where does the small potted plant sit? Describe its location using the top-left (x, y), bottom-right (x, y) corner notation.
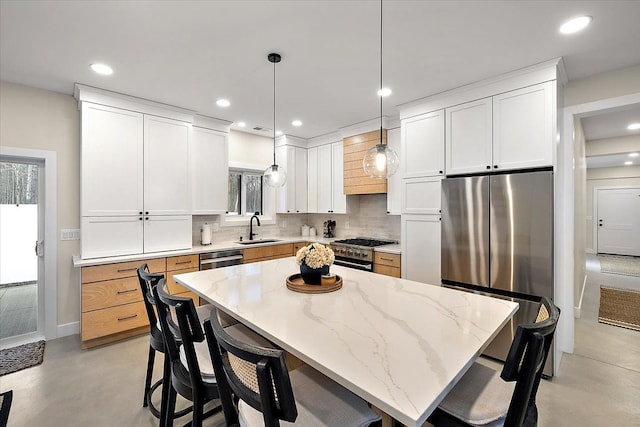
top-left (295, 243), bottom-right (335, 285)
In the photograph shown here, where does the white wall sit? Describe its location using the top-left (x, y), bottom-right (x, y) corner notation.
top-left (574, 119), bottom-right (587, 304)
top-left (228, 130), bottom-right (273, 168)
top-left (0, 81), bottom-right (80, 326)
top-left (565, 64), bottom-right (640, 107)
top-left (586, 166), bottom-right (640, 252)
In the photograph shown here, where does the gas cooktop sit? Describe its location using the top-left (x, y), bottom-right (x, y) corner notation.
top-left (331, 238), bottom-right (396, 247)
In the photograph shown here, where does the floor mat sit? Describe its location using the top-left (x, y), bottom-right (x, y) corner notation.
top-left (0, 340), bottom-right (45, 376)
top-left (598, 287), bottom-right (640, 332)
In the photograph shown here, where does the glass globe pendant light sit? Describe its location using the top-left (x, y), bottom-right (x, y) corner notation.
top-left (363, 0), bottom-right (399, 179)
top-left (264, 52), bottom-right (287, 188)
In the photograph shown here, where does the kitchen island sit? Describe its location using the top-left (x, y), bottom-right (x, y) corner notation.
top-left (175, 257), bottom-right (518, 427)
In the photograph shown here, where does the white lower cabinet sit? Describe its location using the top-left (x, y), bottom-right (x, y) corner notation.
top-left (81, 215), bottom-right (191, 259)
top-left (401, 215), bottom-right (441, 285)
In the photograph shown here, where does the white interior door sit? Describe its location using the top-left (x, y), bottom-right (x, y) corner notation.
top-left (597, 188), bottom-right (640, 256)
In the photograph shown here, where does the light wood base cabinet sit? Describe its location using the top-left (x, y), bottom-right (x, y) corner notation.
top-left (243, 243), bottom-right (294, 264)
top-left (373, 252), bottom-right (401, 278)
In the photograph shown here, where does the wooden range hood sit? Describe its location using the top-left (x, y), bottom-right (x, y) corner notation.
top-left (343, 129), bottom-right (388, 195)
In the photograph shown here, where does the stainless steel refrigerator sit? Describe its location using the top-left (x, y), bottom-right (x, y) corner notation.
top-left (441, 169), bottom-right (554, 376)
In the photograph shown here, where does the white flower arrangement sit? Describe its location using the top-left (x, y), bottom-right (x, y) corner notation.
top-left (295, 243), bottom-right (335, 269)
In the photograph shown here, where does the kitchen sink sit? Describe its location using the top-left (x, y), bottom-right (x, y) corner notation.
top-left (234, 239), bottom-right (281, 245)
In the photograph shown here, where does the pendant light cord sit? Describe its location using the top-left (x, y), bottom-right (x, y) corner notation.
top-left (379, 0), bottom-right (383, 146)
top-left (273, 58), bottom-right (277, 166)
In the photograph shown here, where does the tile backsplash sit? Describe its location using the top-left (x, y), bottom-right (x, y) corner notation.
top-left (192, 194), bottom-right (400, 245)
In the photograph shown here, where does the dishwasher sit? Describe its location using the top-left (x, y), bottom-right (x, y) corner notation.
top-left (199, 249), bottom-right (244, 270)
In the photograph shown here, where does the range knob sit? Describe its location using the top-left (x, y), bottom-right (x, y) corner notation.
top-left (347, 250), bottom-right (354, 256)
top-left (362, 252), bottom-right (368, 258)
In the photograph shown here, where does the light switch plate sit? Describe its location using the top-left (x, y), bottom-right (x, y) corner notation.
top-left (60, 229), bottom-right (80, 241)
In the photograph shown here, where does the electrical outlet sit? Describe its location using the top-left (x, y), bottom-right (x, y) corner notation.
top-left (60, 229), bottom-right (80, 241)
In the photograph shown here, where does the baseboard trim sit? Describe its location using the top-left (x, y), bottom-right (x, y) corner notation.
top-left (574, 274), bottom-right (588, 318)
top-left (57, 321), bottom-right (79, 338)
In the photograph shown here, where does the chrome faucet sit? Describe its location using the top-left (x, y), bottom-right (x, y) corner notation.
top-left (249, 213), bottom-right (261, 240)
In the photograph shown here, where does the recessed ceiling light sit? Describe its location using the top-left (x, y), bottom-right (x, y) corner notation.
top-left (624, 161), bottom-right (633, 166)
top-left (291, 120), bottom-right (302, 127)
top-left (559, 16), bottom-right (592, 34)
top-left (216, 99), bottom-right (230, 107)
top-left (629, 152), bottom-right (639, 157)
top-left (627, 123), bottom-right (640, 130)
top-left (276, 130), bottom-right (283, 136)
top-left (377, 87), bottom-right (392, 97)
top-left (236, 121), bottom-right (246, 127)
top-left (90, 63), bottom-right (113, 75)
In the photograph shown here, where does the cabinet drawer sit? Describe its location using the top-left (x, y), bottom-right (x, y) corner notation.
top-left (374, 252), bottom-right (401, 268)
top-left (373, 264), bottom-right (401, 278)
top-left (82, 258), bottom-right (165, 284)
top-left (166, 267), bottom-right (199, 294)
top-left (82, 277), bottom-right (142, 312)
top-left (243, 243), bottom-right (293, 262)
top-left (167, 254), bottom-right (199, 271)
top-left (293, 242), bottom-right (309, 254)
top-left (81, 301), bottom-right (149, 341)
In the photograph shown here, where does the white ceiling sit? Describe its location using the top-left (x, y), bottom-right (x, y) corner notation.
top-left (586, 153), bottom-right (638, 168)
top-left (1, 1), bottom-right (640, 140)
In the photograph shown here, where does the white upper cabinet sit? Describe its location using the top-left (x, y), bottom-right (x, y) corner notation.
top-left (143, 115), bottom-right (191, 215)
top-left (331, 142), bottom-right (347, 214)
top-left (401, 110), bottom-right (445, 178)
top-left (81, 103), bottom-right (144, 217)
top-left (317, 144), bottom-right (333, 213)
top-left (492, 81), bottom-right (554, 171)
top-left (276, 145), bottom-right (307, 213)
top-left (446, 98), bottom-right (493, 175)
top-left (295, 147), bottom-right (308, 213)
top-left (444, 82), bottom-right (554, 175)
top-left (386, 128), bottom-right (401, 215)
top-left (190, 127), bottom-right (228, 214)
top-left (310, 141), bottom-right (346, 214)
top-left (307, 147), bottom-right (319, 213)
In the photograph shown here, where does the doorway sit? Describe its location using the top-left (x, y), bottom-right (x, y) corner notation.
top-left (0, 147), bottom-right (57, 349)
top-left (595, 187), bottom-right (640, 256)
top-left (0, 161), bottom-right (41, 340)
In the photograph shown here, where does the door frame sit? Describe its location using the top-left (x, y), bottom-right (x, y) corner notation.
top-left (560, 91), bottom-right (640, 363)
top-left (0, 146), bottom-right (57, 345)
top-left (593, 185), bottom-right (640, 255)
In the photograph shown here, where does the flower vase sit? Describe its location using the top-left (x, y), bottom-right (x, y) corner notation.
top-left (300, 263), bottom-right (330, 285)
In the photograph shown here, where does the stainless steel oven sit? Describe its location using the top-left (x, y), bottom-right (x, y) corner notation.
top-left (329, 238), bottom-right (396, 272)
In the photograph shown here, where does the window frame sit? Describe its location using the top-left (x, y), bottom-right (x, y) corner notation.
top-left (220, 162), bottom-right (276, 227)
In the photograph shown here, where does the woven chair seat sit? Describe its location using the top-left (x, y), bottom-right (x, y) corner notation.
top-left (238, 364), bottom-right (381, 427)
top-left (180, 323), bottom-right (274, 383)
top-left (438, 363), bottom-right (514, 426)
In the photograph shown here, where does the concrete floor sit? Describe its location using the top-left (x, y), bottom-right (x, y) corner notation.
top-left (1, 256), bottom-right (639, 426)
top-left (0, 283), bottom-right (37, 339)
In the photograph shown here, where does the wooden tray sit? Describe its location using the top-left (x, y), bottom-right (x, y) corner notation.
top-left (286, 274), bottom-right (343, 294)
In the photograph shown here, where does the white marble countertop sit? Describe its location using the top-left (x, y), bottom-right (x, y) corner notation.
top-left (174, 258), bottom-right (517, 427)
top-left (72, 236), bottom-right (402, 267)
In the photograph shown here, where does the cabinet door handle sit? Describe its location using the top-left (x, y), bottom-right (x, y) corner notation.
top-left (139, 217), bottom-right (143, 221)
top-left (380, 257), bottom-right (394, 262)
top-left (145, 217), bottom-right (149, 220)
top-left (175, 260), bottom-right (192, 265)
top-left (117, 314), bottom-right (138, 321)
top-left (439, 170), bottom-right (443, 174)
top-left (493, 165), bottom-right (498, 169)
top-left (145, 211), bottom-right (149, 215)
top-left (117, 267), bottom-right (138, 273)
top-left (139, 211), bottom-right (143, 215)
top-left (117, 288), bottom-right (138, 295)
top-left (486, 165), bottom-right (491, 170)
